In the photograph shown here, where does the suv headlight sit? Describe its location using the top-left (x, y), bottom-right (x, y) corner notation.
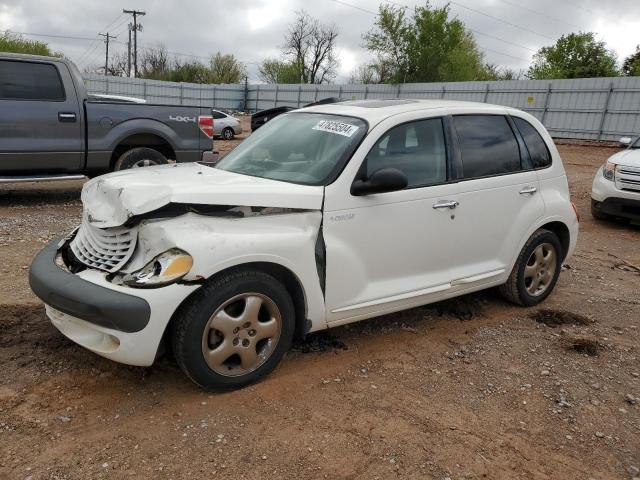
top-left (603, 161), bottom-right (616, 181)
top-left (114, 248), bottom-right (193, 288)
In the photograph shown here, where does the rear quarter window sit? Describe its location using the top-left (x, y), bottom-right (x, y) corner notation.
top-left (0, 60), bottom-right (65, 101)
top-left (453, 115), bottom-right (521, 179)
top-left (512, 117), bottom-right (552, 169)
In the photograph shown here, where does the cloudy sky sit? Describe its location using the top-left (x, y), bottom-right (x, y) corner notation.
top-left (1, 0), bottom-right (639, 81)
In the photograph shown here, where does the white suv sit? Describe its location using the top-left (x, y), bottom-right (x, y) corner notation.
top-left (30, 99), bottom-right (579, 389)
top-left (591, 137), bottom-right (640, 223)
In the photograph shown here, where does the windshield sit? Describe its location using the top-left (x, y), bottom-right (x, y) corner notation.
top-left (214, 112), bottom-right (367, 185)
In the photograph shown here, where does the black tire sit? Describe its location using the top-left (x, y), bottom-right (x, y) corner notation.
top-left (113, 147), bottom-right (169, 171)
top-left (172, 269), bottom-right (295, 390)
top-left (499, 229), bottom-right (563, 307)
top-left (221, 127), bottom-right (235, 140)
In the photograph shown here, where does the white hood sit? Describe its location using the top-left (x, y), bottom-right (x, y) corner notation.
top-left (608, 148), bottom-right (640, 168)
top-left (82, 163), bottom-right (324, 227)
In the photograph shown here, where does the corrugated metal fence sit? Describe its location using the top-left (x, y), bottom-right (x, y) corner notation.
top-left (84, 74), bottom-right (640, 141)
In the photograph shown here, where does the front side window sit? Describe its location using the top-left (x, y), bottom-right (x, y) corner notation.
top-left (0, 60), bottom-right (65, 101)
top-left (214, 113), bottom-right (367, 185)
top-left (366, 118), bottom-right (447, 188)
top-left (453, 115), bottom-right (521, 179)
top-left (513, 117), bottom-right (552, 169)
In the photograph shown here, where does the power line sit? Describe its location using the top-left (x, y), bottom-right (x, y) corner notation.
top-left (560, 0), bottom-right (620, 24)
top-left (329, 0), bottom-right (377, 14)
top-left (444, 0), bottom-right (556, 41)
top-left (494, 0), bottom-right (582, 31)
top-left (1, 30), bottom-right (97, 41)
top-left (327, 0), bottom-right (532, 61)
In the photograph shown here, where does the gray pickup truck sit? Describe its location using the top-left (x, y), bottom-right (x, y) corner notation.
top-left (0, 53), bottom-right (216, 181)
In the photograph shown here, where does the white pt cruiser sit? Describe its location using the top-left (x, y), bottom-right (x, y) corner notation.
top-left (30, 100), bottom-right (579, 389)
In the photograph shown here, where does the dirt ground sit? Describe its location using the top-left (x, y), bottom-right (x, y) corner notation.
top-left (1, 120), bottom-right (639, 479)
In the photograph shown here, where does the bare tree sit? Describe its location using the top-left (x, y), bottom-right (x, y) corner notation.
top-left (139, 44), bottom-right (170, 80)
top-left (282, 10), bottom-right (339, 84)
top-left (106, 51), bottom-right (130, 77)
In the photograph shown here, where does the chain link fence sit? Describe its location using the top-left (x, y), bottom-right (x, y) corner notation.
top-left (84, 74), bottom-right (640, 141)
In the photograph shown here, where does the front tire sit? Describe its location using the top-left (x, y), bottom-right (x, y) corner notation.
top-left (172, 269), bottom-right (295, 389)
top-left (499, 229), bottom-right (563, 307)
top-left (113, 147), bottom-right (169, 171)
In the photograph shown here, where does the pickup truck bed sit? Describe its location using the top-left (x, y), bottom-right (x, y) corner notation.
top-left (0, 53), bottom-right (215, 176)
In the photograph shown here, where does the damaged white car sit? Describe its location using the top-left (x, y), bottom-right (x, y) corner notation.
top-left (30, 99), bottom-right (579, 389)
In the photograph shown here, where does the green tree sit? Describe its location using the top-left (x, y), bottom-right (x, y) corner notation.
top-left (0, 32), bottom-right (62, 57)
top-left (363, 2), bottom-right (489, 83)
top-left (527, 32), bottom-right (618, 79)
top-left (622, 46), bottom-right (640, 76)
top-left (258, 59), bottom-right (301, 83)
top-left (209, 52), bottom-right (245, 83)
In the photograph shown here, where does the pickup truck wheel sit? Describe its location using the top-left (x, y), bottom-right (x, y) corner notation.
top-left (114, 147), bottom-right (168, 171)
top-left (221, 127), bottom-right (235, 140)
top-left (172, 269), bottom-right (295, 390)
top-left (499, 229), bottom-right (562, 307)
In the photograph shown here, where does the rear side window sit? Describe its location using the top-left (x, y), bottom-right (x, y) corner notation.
top-left (212, 111), bottom-right (226, 119)
top-left (453, 115), bottom-right (521, 179)
top-left (513, 117), bottom-right (552, 169)
top-left (0, 60), bottom-right (65, 101)
top-left (366, 118), bottom-right (447, 188)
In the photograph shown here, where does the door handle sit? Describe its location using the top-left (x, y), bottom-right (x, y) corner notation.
top-left (58, 112), bottom-right (77, 123)
top-left (519, 186), bottom-right (537, 195)
top-left (432, 200), bottom-right (459, 210)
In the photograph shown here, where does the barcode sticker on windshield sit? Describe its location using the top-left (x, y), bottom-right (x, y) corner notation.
top-left (313, 120), bottom-right (359, 137)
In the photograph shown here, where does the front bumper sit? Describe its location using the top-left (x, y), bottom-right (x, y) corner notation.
top-left (592, 197), bottom-right (640, 221)
top-left (29, 239), bottom-right (151, 333)
top-left (29, 238), bottom-right (199, 366)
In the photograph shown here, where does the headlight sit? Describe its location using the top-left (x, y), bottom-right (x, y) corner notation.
top-left (116, 248), bottom-right (193, 288)
top-left (603, 161), bottom-right (616, 181)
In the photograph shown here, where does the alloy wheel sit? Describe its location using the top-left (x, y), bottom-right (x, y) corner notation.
top-left (524, 242), bottom-right (557, 296)
top-left (201, 293), bottom-right (282, 377)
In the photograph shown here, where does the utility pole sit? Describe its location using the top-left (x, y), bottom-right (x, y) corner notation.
top-left (123, 9), bottom-right (145, 77)
top-left (99, 32), bottom-right (116, 76)
top-left (127, 23), bottom-right (132, 77)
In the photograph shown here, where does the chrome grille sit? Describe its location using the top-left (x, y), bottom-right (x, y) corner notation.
top-left (616, 165), bottom-right (640, 192)
top-left (70, 216), bottom-right (137, 272)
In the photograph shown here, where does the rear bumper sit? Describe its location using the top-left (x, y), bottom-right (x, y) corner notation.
top-left (591, 197), bottom-right (640, 221)
top-left (29, 239), bottom-right (151, 333)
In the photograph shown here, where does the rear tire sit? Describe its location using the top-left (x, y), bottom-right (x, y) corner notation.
top-left (113, 147), bottom-right (169, 171)
top-left (172, 269), bottom-right (295, 390)
top-left (221, 127), bottom-right (235, 140)
top-left (499, 229), bottom-right (563, 307)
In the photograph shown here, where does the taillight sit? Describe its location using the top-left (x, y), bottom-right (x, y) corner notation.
top-left (571, 201), bottom-right (580, 222)
top-left (198, 115), bottom-right (214, 138)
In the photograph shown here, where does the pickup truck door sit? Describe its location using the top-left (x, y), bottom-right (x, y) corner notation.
top-left (0, 59), bottom-right (83, 172)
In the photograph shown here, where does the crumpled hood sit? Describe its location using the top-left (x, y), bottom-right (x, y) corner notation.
top-left (82, 162), bottom-right (324, 227)
top-left (608, 148), bottom-right (640, 168)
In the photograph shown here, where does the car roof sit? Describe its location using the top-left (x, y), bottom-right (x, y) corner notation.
top-left (298, 99), bottom-right (512, 128)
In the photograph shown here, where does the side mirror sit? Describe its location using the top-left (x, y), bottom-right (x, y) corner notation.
top-left (619, 137), bottom-right (632, 147)
top-left (351, 167), bottom-right (408, 196)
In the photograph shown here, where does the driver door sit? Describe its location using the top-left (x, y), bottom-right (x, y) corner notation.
top-left (322, 115), bottom-right (459, 325)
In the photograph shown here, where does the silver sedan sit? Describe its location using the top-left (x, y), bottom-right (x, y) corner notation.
top-left (212, 109), bottom-right (243, 140)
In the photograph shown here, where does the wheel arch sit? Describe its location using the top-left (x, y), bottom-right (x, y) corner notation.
top-left (162, 261), bottom-right (310, 358)
top-left (539, 220), bottom-right (571, 262)
top-left (110, 132), bottom-right (176, 169)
